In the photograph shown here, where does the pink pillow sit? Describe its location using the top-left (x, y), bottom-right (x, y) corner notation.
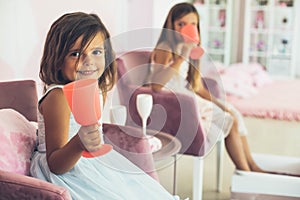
top-left (0, 109), bottom-right (36, 175)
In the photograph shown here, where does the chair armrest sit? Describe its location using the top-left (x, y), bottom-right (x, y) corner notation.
top-left (0, 170), bottom-right (71, 200)
top-left (103, 123), bottom-right (159, 181)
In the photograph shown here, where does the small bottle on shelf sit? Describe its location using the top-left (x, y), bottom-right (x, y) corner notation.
top-left (218, 9), bottom-right (226, 27)
top-left (255, 10), bottom-right (265, 29)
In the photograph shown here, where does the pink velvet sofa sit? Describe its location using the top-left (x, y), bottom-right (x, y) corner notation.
top-left (0, 79), bottom-right (158, 199)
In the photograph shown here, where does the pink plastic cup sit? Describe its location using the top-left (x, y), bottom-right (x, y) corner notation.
top-left (63, 79), bottom-right (112, 158)
top-left (180, 24), bottom-right (205, 60)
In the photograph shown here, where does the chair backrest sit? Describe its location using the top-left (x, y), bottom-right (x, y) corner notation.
top-left (0, 80), bottom-right (38, 122)
top-left (116, 51), bottom-right (151, 86)
top-left (0, 80), bottom-right (38, 176)
top-left (116, 51), bottom-right (213, 157)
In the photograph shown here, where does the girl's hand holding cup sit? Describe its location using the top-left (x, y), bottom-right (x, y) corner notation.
top-left (77, 123), bottom-right (102, 152)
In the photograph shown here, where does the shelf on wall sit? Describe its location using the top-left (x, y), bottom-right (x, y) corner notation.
top-left (208, 26), bottom-right (226, 32)
top-left (271, 29), bottom-right (294, 34)
top-left (250, 29), bottom-right (270, 34)
top-left (207, 48), bottom-right (225, 55)
top-left (243, 0), bottom-right (298, 79)
top-left (249, 51), bottom-right (268, 57)
top-left (208, 5), bottom-right (227, 10)
top-left (271, 53), bottom-right (291, 59)
top-left (194, 0), bottom-right (232, 66)
top-left (251, 6), bottom-right (269, 11)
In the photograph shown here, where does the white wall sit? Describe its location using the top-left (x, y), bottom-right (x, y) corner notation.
top-left (0, 0), bottom-right (129, 93)
top-left (118, 0), bottom-right (189, 53)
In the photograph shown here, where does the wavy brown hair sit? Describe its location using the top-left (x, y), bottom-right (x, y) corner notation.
top-left (39, 12), bottom-right (116, 99)
top-left (156, 3), bottom-right (201, 92)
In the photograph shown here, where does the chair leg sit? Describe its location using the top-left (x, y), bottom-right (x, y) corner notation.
top-left (173, 154), bottom-right (177, 195)
top-left (216, 138), bottom-right (225, 192)
top-left (193, 156), bottom-right (204, 200)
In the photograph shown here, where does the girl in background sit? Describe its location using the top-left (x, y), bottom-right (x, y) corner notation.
top-left (148, 3), bottom-right (264, 172)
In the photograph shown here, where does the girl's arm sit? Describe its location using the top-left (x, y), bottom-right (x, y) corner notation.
top-left (150, 49), bottom-right (182, 91)
top-left (196, 80), bottom-right (229, 112)
top-left (40, 88), bottom-right (100, 174)
top-left (150, 43), bottom-right (194, 92)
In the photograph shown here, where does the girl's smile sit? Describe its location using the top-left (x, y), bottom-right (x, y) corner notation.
top-left (77, 69), bottom-right (99, 76)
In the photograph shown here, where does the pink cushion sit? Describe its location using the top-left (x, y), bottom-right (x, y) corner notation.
top-left (0, 109), bottom-right (36, 175)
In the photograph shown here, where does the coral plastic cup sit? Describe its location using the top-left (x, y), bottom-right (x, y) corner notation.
top-left (180, 24), bottom-right (205, 60)
top-left (63, 78), bottom-right (112, 158)
top-left (63, 79), bottom-right (100, 125)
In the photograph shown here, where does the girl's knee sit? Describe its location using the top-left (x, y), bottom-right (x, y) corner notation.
top-left (229, 119), bottom-right (239, 136)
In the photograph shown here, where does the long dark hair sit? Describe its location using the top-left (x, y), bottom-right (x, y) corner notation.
top-left (156, 3), bottom-right (201, 91)
top-left (40, 12), bottom-right (116, 98)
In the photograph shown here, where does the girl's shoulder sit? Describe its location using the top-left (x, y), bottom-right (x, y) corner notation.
top-left (39, 84), bottom-right (64, 105)
top-left (38, 84), bottom-right (68, 115)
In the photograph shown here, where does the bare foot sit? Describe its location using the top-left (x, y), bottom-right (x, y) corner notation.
top-left (249, 163), bottom-right (265, 173)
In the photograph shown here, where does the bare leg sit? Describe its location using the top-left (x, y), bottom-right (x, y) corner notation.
top-left (225, 120), bottom-right (251, 171)
top-left (224, 104), bottom-right (264, 172)
top-left (240, 136), bottom-right (265, 172)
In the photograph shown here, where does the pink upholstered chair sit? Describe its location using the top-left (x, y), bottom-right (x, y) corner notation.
top-left (0, 80), bottom-right (71, 200)
top-left (115, 51), bottom-right (223, 200)
top-left (0, 79), bottom-right (159, 199)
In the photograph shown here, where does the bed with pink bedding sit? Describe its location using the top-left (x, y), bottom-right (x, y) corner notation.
top-left (226, 79), bottom-right (300, 122)
top-left (218, 63), bottom-right (300, 122)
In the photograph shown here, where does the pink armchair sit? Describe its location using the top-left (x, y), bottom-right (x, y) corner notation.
top-left (116, 51), bottom-right (221, 157)
top-left (0, 79), bottom-right (158, 199)
top-left (0, 80), bottom-right (71, 200)
top-left (115, 51), bottom-right (222, 200)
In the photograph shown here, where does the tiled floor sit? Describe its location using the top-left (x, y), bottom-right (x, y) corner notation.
top-left (155, 117), bottom-right (300, 200)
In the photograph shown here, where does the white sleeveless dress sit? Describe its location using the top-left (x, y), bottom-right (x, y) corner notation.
top-left (30, 85), bottom-right (180, 200)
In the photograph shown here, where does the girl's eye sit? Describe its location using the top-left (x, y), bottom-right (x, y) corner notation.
top-left (92, 49), bottom-right (105, 56)
top-left (178, 22), bottom-right (186, 27)
top-left (70, 52), bottom-right (80, 57)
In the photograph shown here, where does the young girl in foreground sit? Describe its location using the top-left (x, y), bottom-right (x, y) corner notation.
top-left (149, 3), bottom-right (263, 172)
top-left (30, 12), bottom-right (181, 200)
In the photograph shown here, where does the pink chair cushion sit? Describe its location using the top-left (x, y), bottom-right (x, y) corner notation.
top-left (0, 109), bottom-right (36, 175)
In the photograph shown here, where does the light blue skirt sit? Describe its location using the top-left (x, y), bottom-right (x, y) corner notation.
top-left (30, 149), bottom-right (179, 200)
